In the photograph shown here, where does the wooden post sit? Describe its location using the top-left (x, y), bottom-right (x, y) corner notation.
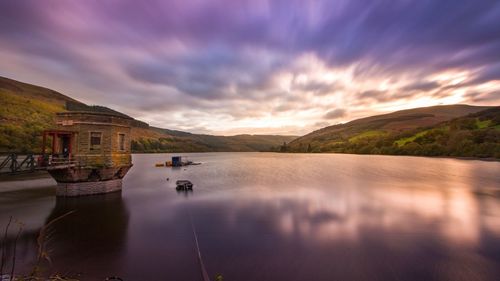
top-left (42, 132), bottom-right (46, 155)
top-left (68, 133), bottom-right (73, 159)
top-left (10, 154), bottom-right (17, 172)
top-left (52, 133), bottom-right (57, 155)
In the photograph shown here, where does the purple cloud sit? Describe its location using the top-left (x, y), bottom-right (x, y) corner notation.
top-left (0, 0), bottom-right (499, 134)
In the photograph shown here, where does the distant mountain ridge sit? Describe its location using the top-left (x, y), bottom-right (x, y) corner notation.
top-left (1, 75), bottom-right (498, 158)
top-left (0, 76), bottom-right (296, 153)
top-left (287, 105), bottom-right (500, 158)
top-left (290, 104), bottom-right (491, 147)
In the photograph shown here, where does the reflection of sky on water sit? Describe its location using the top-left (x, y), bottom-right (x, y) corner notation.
top-left (170, 187), bottom-right (500, 280)
top-left (1, 153), bottom-right (499, 280)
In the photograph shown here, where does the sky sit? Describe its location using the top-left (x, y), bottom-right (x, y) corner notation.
top-left (1, 0), bottom-right (500, 135)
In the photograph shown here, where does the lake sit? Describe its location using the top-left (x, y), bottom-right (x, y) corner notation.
top-left (1, 153), bottom-right (500, 281)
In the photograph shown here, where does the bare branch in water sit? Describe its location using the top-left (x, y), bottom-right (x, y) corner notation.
top-left (31, 210), bottom-right (76, 279)
top-left (0, 216), bottom-right (13, 276)
top-left (10, 220), bottom-right (24, 281)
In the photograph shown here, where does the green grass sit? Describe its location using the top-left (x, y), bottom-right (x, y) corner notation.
top-left (476, 118), bottom-right (492, 129)
top-left (394, 126), bottom-right (452, 147)
top-left (349, 130), bottom-right (386, 142)
top-left (395, 130), bottom-right (429, 147)
top-left (0, 90), bottom-right (66, 153)
top-left (323, 140), bottom-right (345, 151)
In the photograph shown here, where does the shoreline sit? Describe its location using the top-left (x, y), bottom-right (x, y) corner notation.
top-left (0, 170), bottom-right (51, 182)
top-left (132, 151), bottom-right (500, 162)
top-left (282, 152), bottom-right (500, 162)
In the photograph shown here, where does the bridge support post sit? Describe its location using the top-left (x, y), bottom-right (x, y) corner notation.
top-left (9, 153), bottom-right (17, 173)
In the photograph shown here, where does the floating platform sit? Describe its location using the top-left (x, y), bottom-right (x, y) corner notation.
top-left (155, 156), bottom-right (201, 167)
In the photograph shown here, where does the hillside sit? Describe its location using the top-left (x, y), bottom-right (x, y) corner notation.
top-left (0, 76), bottom-right (79, 152)
top-left (130, 127), bottom-right (296, 153)
top-left (287, 106), bottom-right (500, 158)
top-left (0, 76), bottom-right (296, 153)
top-left (288, 105), bottom-right (490, 151)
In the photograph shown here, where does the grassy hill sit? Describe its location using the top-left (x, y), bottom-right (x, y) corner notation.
top-left (287, 105), bottom-right (500, 158)
top-left (0, 76), bottom-right (81, 152)
top-left (130, 127), bottom-right (296, 153)
top-left (0, 76), bottom-right (296, 153)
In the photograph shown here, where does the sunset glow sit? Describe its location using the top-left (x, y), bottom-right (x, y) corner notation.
top-left (1, 1), bottom-right (499, 135)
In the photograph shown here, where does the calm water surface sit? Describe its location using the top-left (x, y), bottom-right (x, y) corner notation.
top-left (1, 153), bottom-right (500, 280)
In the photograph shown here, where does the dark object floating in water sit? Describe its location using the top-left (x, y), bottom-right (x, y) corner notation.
top-left (155, 156), bottom-right (201, 167)
top-left (176, 180), bottom-right (193, 190)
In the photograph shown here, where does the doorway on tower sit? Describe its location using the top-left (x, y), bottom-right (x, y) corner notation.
top-left (41, 130), bottom-right (76, 166)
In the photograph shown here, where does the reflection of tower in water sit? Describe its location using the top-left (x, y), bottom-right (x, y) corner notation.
top-left (0, 192), bottom-right (129, 279)
top-left (41, 192), bottom-right (129, 278)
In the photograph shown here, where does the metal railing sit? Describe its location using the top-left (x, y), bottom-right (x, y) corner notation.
top-left (0, 154), bottom-right (37, 174)
top-left (0, 153), bottom-right (132, 174)
top-left (0, 154), bottom-right (78, 174)
top-left (48, 156), bottom-right (78, 166)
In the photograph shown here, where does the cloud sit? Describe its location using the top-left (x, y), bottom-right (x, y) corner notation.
top-left (467, 62), bottom-right (500, 85)
top-left (463, 91), bottom-right (500, 103)
top-left (292, 80), bottom-right (338, 96)
top-left (357, 90), bottom-right (390, 103)
top-left (324, 109), bottom-right (347, 120)
top-left (401, 81), bottom-right (441, 92)
top-left (124, 46), bottom-right (286, 101)
top-left (1, 0), bottom-right (500, 134)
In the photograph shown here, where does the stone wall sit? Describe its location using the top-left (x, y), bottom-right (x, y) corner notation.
top-left (56, 179), bottom-right (123, 197)
top-left (54, 112), bottom-right (132, 168)
top-left (47, 165), bottom-right (132, 183)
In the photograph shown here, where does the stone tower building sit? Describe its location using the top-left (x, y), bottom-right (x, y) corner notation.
top-left (43, 111), bottom-right (133, 196)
